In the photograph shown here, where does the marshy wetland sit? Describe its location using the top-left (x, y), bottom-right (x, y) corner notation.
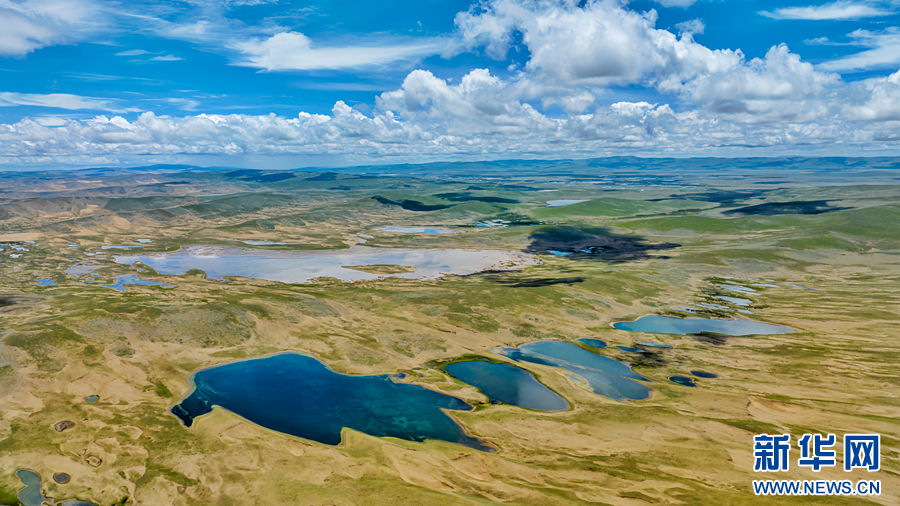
top-left (1, 158), bottom-right (898, 506)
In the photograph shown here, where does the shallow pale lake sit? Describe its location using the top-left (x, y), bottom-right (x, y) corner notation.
top-left (492, 341), bottom-right (651, 401)
top-left (613, 315), bottom-right (793, 336)
top-left (444, 361), bottom-right (568, 411)
top-left (172, 353), bottom-right (492, 451)
top-left (115, 245), bottom-right (536, 284)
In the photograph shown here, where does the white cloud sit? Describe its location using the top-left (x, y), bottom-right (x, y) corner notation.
top-left (655, 0), bottom-right (698, 8)
top-left (2, 66), bottom-right (900, 166)
top-left (115, 49), bottom-right (150, 56)
top-left (759, 1), bottom-right (895, 20)
top-left (231, 32), bottom-right (446, 71)
top-left (817, 28), bottom-right (900, 72)
top-left (0, 0), bottom-right (106, 56)
top-left (675, 19), bottom-right (705, 35)
top-left (453, 0), bottom-right (741, 87)
top-left (679, 44), bottom-right (841, 121)
top-left (0, 92), bottom-right (114, 110)
top-left (147, 54), bottom-right (183, 61)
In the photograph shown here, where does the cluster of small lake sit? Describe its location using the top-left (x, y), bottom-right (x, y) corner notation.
top-left (15, 469), bottom-right (98, 506)
top-left (115, 245), bottom-right (537, 284)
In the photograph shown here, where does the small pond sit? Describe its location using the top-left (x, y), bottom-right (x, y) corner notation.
top-left (613, 315), bottom-right (793, 336)
top-left (690, 371), bottom-right (718, 378)
top-left (492, 341), bottom-right (651, 401)
top-left (376, 226), bottom-right (455, 234)
top-left (617, 346), bottom-right (644, 354)
top-left (115, 245), bottom-right (536, 284)
top-left (669, 376), bottom-right (696, 387)
top-left (172, 353), bottom-right (492, 451)
top-left (101, 274), bottom-right (175, 292)
top-left (546, 200), bottom-right (589, 207)
top-left (637, 343), bottom-right (673, 348)
top-left (716, 295), bottom-right (752, 306)
top-left (35, 279), bottom-right (58, 286)
top-left (85, 395), bottom-right (98, 402)
top-left (443, 361), bottom-right (569, 411)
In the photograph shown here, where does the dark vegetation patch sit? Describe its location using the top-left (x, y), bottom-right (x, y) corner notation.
top-left (509, 277), bottom-right (587, 287)
top-left (691, 332), bottom-right (730, 345)
top-left (222, 169), bottom-right (296, 183)
top-left (528, 225), bottom-right (679, 262)
top-left (432, 192), bottom-right (520, 204)
top-left (648, 189), bottom-right (768, 204)
top-left (304, 172), bottom-right (339, 181)
top-left (722, 200), bottom-right (849, 216)
top-left (371, 196), bottom-right (453, 211)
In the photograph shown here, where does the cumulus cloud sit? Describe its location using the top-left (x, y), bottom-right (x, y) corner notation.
top-left (2, 66), bottom-right (900, 166)
top-left (232, 32), bottom-right (446, 71)
top-left (454, 0), bottom-right (741, 88)
top-left (759, 1), bottom-right (895, 20)
top-left (0, 0), bottom-right (106, 56)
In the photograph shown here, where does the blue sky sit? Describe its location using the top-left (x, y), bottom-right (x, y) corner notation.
top-left (1, 0), bottom-right (900, 168)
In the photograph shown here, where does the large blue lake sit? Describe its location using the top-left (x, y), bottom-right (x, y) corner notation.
top-left (492, 341), bottom-right (651, 401)
top-left (172, 354), bottom-right (492, 451)
top-left (613, 315), bottom-right (793, 336)
top-left (444, 361), bottom-right (569, 411)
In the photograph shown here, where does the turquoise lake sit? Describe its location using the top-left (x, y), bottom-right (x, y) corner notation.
top-left (613, 315), bottom-right (793, 336)
top-left (492, 341), bottom-right (651, 401)
top-left (443, 361), bottom-right (569, 411)
top-left (172, 354), bottom-right (492, 451)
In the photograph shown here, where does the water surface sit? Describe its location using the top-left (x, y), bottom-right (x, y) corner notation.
top-left (690, 371), bottom-right (718, 378)
top-left (617, 346), bottom-right (645, 354)
top-left (613, 315), bottom-right (793, 336)
top-left (546, 200), bottom-right (589, 207)
top-left (444, 361), bottom-right (568, 411)
top-left (53, 473), bottom-right (70, 483)
top-left (35, 279), bottom-right (58, 286)
top-left (172, 353), bottom-right (492, 451)
top-left (376, 226), bottom-right (455, 234)
top-left (85, 395), bottom-right (98, 402)
top-left (16, 469), bottom-right (47, 506)
top-left (669, 376), bottom-right (696, 387)
top-left (575, 338), bottom-right (607, 348)
top-left (492, 341), bottom-right (651, 401)
top-left (116, 245), bottom-right (536, 284)
top-left (716, 295), bottom-right (752, 306)
top-left (101, 274), bottom-right (175, 292)
top-left (637, 342), bottom-right (673, 348)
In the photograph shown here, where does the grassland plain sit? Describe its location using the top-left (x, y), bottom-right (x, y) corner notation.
top-left (0, 160), bottom-right (898, 505)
